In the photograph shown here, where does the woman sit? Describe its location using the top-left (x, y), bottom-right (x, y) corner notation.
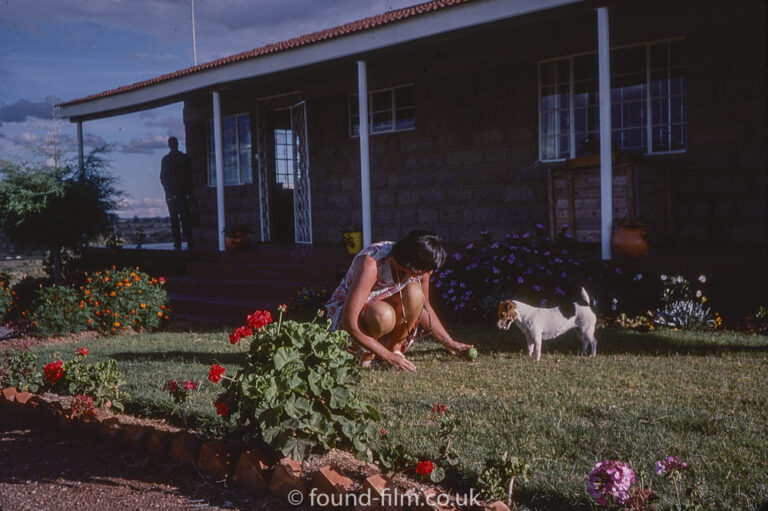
top-left (326, 230), bottom-right (472, 371)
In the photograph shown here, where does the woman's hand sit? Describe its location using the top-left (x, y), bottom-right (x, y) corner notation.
top-left (441, 338), bottom-right (473, 357)
top-left (385, 351), bottom-right (417, 372)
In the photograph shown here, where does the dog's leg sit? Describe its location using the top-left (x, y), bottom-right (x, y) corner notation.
top-left (585, 324), bottom-right (597, 357)
top-left (533, 332), bottom-right (543, 361)
top-left (578, 332), bottom-right (588, 356)
top-left (523, 332), bottom-right (534, 357)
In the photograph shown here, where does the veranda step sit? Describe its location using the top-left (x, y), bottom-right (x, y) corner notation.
top-left (164, 276), bottom-right (314, 302)
top-left (184, 261), bottom-right (344, 284)
top-left (167, 294), bottom-right (275, 324)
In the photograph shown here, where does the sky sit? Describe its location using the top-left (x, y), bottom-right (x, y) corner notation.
top-left (0, 0), bottom-right (418, 217)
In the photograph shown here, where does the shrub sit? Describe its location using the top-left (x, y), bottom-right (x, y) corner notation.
top-left (434, 227), bottom-right (622, 320)
top-left (290, 285), bottom-right (331, 313)
top-left (30, 267), bottom-right (169, 336)
top-left (215, 308), bottom-right (381, 461)
top-left (82, 267), bottom-right (169, 334)
top-left (32, 285), bottom-right (91, 336)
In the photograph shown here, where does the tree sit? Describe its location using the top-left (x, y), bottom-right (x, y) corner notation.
top-left (0, 146), bottom-right (121, 282)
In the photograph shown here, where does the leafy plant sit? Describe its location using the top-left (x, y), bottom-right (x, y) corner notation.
top-left (290, 285), bottom-right (330, 313)
top-left (478, 452), bottom-right (531, 506)
top-left (32, 284), bottom-right (91, 335)
top-left (217, 307), bottom-right (381, 461)
top-left (1, 348), bottom-right (42, 392)
top-left (654, 300), bottom-right (717, 330)
top-left (43, 347), bottom-right (126, 411)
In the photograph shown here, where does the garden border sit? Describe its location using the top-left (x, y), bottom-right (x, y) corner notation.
top-left (0, 386), bottom-right (510, 511)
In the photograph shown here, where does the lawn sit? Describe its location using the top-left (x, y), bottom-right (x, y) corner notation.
top-left (24, 323), bottom-right (768, 510)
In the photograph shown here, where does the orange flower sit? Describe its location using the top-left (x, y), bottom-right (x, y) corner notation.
top-left (110, 291), bottom-right (116, 297)
top-left (84, 289), bottom-right (90, 295)
top-left (114, 321), bottom-right (120, 327)
top-left (130, 309), bottom-right (135, 315)
top-left (140, 303), bottom-right (146, 309)
top-left (161, 305), bottom-right (166, 310)
top-left (157, 312), bottom-right (163, 317)
top-left (113, 312), bottom-right (119, 317)
top-left (104, 277), bottom-right (110, 282)
top-left (87, 319), bottom-right (93, 324)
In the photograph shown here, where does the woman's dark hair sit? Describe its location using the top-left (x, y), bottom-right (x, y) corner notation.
top-left (391, 230), bottom-right (446, 272)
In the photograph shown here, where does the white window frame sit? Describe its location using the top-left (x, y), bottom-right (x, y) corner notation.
top-left (207, 112), bottom-right (252, 187)
top-left (538, 37), bottom-right (686, 162)
top-left (349, 83), bottom-right (415, 137)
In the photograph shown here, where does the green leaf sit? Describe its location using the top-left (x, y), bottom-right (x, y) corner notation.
top-left (273, 347), bottom-right (299, 371)
top-left (329, 386), bottom-right (350, 409)
top-left (430, 466), bottom-right (446, 483)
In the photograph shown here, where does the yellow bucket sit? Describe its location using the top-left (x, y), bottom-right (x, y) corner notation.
top-left (343, 231), bottom-right (363, 254)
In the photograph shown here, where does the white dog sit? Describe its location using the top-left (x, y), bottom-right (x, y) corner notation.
top-left (496, 288), bottom-right (597, 361)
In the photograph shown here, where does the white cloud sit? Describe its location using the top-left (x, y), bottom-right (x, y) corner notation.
top-left (121, 135), bottom-right (169, 154)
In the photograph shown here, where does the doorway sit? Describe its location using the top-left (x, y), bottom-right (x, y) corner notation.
top-left (266, 109), bottom-right (295, 242)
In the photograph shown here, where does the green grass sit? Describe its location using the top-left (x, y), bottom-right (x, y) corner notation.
top-left (24, 324), bottom-right (768, 510)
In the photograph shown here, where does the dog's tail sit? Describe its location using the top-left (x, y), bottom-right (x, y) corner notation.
top-left (580, 287), bottom-right (592, 307)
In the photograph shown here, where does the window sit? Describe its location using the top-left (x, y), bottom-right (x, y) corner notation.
top-left (207, 113), bottom-right (252, 186)
top-left (349, 84), bottom-right (415, 137)
top-left (539, 39), bottom-right (686, 161)
top-left (273, 129), bottom-right (295, 189)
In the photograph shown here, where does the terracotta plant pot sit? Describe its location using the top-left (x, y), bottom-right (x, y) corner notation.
top-left (225, 234), bottom-right (246, 251)
top-left (612, 224), bottom-right (649, 259)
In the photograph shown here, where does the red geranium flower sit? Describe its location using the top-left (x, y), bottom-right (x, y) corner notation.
top-left (214, 398), bottom-right (229, 417)
top-left (183, 380), bottom-right (196, 390)
top-left (164, 379), bottom-right (179, 393)
top-left (246, 310), bottom-right (273, 330)
top-left (208, 364), bottom-right (226, 384)
top-left (229, 325), bottom-right (254, 344)
top-left (432, 402), bottom-right (448, 414)
top-left (415, 460), bottom-right (435, 476)
top-left (75, 347), bottom-right (89, 357)
top-left (44, 361), bottom-right (64, 384)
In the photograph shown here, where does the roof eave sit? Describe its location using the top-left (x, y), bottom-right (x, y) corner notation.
top-left (59, 0), bottom-right (584, 122)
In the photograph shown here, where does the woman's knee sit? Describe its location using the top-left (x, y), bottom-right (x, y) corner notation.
top-left (401, 282), bottom-right (425, 316)
top-left (359, 302), bottom-right (396, 337)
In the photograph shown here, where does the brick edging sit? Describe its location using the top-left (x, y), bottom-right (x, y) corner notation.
top-left (0, 387), bottom-right (509, 511)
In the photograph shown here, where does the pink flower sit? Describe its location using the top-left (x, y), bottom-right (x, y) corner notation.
top-left (587, 459), bottom-right (636, 507)
top-left (158, 276), bottom-right (166, 284)
top-left (183, 381), bottom-right (196, 390)
top-left (277, 304), bottom-right (288, 312)
top-left (655, 455), bottom-right (688, 476)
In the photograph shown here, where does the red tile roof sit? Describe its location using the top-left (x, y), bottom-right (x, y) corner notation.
top-left (60, 0), bottom-right (478, 107)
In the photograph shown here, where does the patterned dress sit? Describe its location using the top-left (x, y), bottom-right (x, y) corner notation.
top-left (325, 241), bottom-right (423, 335)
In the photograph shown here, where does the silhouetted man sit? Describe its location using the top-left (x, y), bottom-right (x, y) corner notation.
top-left (160, 136), bottom-right (194, 249)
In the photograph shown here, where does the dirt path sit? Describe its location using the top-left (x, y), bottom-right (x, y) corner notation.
top-left (0, 418), bottom-right (296, 511)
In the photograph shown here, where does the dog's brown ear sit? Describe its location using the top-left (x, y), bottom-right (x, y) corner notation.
top-left (497, 300), bottom-right (515, 316)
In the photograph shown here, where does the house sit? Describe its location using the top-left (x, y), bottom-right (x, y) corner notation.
top-left (59, 0), bottom-right (767, 255)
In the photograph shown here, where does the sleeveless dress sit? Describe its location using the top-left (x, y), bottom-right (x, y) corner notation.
top-left (325, 241), bottom-right (423, 333)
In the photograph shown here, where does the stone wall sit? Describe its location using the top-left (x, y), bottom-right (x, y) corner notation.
top-left (183, 0), bottom-right (766, 247)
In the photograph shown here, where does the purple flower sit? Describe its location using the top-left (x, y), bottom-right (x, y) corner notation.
top-left (522, 232), bottom-right (530, 238)
top-left (588, 460), bottom-right (636, 507)
top-left (507, 254), bottom-right (516, 264)
top-left (561, 272), bottom-right (568, 278)
top-left (492, 267), bottom-right (500, 274)
top-left (615, 267), bottom-right (622, 275)
top-left (517, 276), bottom-right (524, 284)
top-left (453, 253), bottom-right (462, 261)
top-left (555, 287), bottom-right (566, 296)
top-left (533, 285), bottom-right (542, 292)
top-left (491, 242), bottom-right (499, 249)
top-left (655, 456), bottom-right (688, 476)
top-left (536, 223), bottom-right (546, 230)
top-left (466, 243), bottom-right (474, 250)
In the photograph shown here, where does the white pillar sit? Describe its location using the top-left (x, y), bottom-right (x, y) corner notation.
top-left (597, 6), bottom-right (613, 260)
top-left (357, 60), bottom-right (372, 248)
top-left (76, 121), bottom-right (84, 179)
top-left (213, 91), bottom-right (226, 251)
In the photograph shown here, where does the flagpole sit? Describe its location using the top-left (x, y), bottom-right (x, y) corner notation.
top-left (191, 0), bottom-right (198, 65)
